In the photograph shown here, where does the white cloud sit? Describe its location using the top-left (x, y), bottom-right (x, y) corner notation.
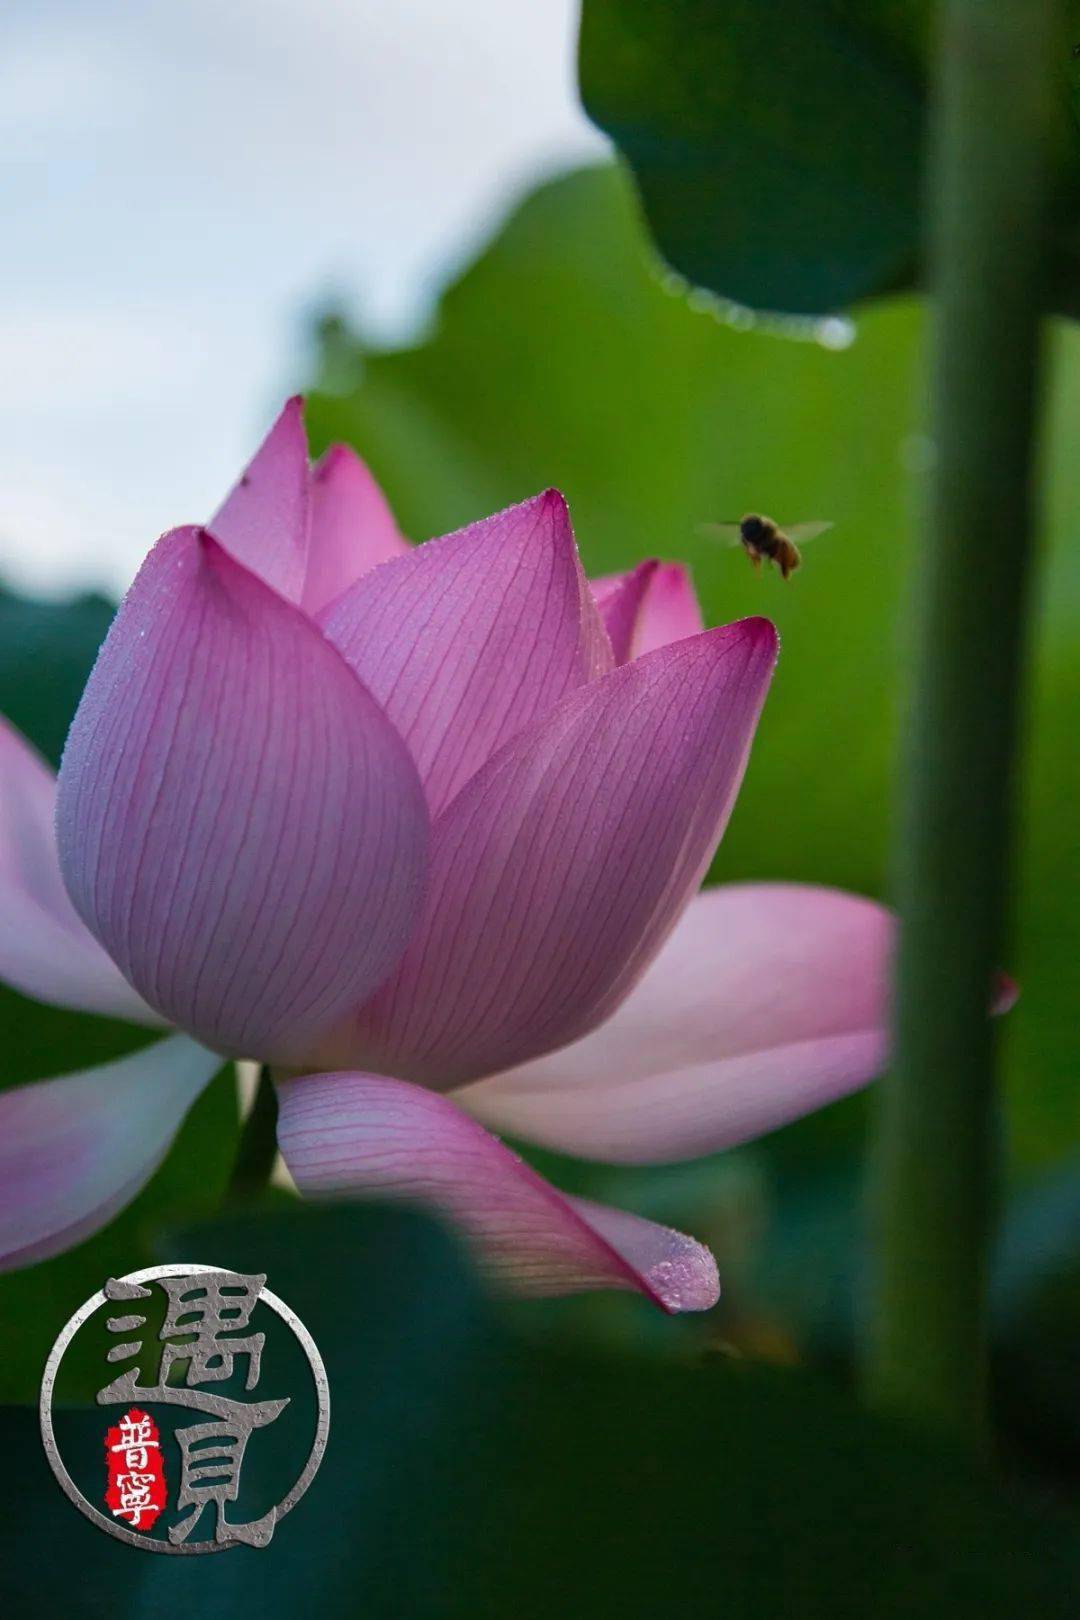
top-left (0, 0), bottom-right (607, 592)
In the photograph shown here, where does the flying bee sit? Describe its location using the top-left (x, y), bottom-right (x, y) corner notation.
top-left (699, 514), bottom-right (833, 580)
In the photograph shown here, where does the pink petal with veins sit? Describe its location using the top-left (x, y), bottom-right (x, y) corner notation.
top-left (458, 884), bottom-right (1020, 1163)
top-left (321, 490), bottom-right (613, 816)
top-left (302, 443), bottom-right (411, 614)
top-left (0, 715), bottom-right (157, 1023)
top-left (276, 1070), bottom-right (718, 1311)
top-left (592, 561), bottom-right (704, 662)
top-left (0, 1035), bottom-right (221, 1271)
top-left (208, 396), bottom-right (311, 601)
top-left (337, 618), bottom-right (777, 1085)
top-left (57, 527), bottom-right (428, 1064)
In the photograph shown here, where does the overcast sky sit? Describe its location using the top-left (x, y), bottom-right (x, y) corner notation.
top-left (0, 0), bottom-right (606, 595)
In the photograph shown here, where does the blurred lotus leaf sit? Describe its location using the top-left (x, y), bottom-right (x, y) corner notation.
top-left (4, 1204), bottom-right (1077, 1617)
top-left (577, 1), bottom-right (1080, 316)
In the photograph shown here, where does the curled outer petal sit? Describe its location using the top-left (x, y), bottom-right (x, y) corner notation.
top-left (56, 527), bottom-right (428, 1065)
top-left (0, 716), bottom-right (156, 1022)
top-left (458, 884), bottom-right (1020, 1164)
top-left (276, 1071), bottom-right (718, 1312)
top-left (0, 1035), bottom-right (221, 1271)
top-left (458, 884), bottom-right (893, 1163)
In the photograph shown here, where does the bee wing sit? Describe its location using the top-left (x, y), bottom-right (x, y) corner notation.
top-left (783, 521), bottom-right (833, 544)
top-left (698, 522), bottom-right (744, 547)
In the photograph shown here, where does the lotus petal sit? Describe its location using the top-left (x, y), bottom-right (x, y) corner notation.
top-left (320, 490), bottom-right (613, 816)
top-left (0, 1035), bottom-right (221, 1271)
top-left (592, 561), bottom-right (704, 662)
top-left (457, 883), bottom-right (897, 1163)
top-left (302, 443), bottom-right (411, 614)
top-left (341, 618), bottom-right (777, 1084)
top-left (276, 1070), bottom-right (718, 1311)
top-left (208, 397), bottom-right (310, 601)
top-left (57, 527), bottom-right (428, 1064)
top-left (0, 715), bottom-right (156, 1022)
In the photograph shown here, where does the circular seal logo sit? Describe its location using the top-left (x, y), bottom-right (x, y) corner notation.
top-left (40, 1263), bottom-right (330, 1554)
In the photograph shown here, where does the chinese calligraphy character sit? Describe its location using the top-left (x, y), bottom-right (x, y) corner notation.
top-left (104, 1409), bottom-right (166, 1530)
top-left (111, 1409), bottom-right (159, 1471)
top-left (96, 1272), bottom-right (288, 1547)
top-left (157, 1271), bottom-right (267, 1389)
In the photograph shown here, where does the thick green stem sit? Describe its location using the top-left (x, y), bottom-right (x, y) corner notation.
top-left (225, 1065), bottom-right (279, 1204)
top-left (867, 0), bottom-right (1063, 1441)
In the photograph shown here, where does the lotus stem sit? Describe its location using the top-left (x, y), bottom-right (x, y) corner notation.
top-left (225, 1064), bottom-right (279, 1204)
top-left (867, 0), bottom-right (1064, 1442)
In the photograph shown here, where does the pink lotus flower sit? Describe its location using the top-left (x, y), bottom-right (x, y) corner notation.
top-left (0, 399), bottom-right (906, 1311)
